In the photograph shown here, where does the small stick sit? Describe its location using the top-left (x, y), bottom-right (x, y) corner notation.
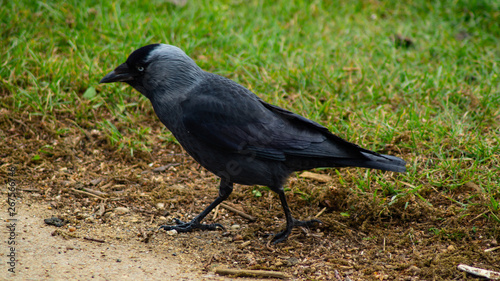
top-left (238, 241), bottom-right (251, 249)
top-left (331, 219), bottom-right (348, 228)
top-left (265, 239), bottom-right (275, 252)
top-left (315, 207), bottom-right (326, 218)
top-left (215, 267), bottom-right (290, 279)
top-left (457, 264), bottom-right (500, 279)
top-left (485, 246), bottom-right (500, 252)
top-left (220, 203), bottom-right (257, 222)
top-left (100, 181), bottom-right (114, 190)
top-left (212, 205), bottom-right (220, 220)
top-left (70, 188), bottom-right (105, 200)
top-left (471, 211), bottom-right (489, 221)
top-left (84, 237), bottom-right (105, 243)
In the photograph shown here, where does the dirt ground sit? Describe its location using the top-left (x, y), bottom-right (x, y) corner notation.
top-left (1, 111), bottom-right (499, 280)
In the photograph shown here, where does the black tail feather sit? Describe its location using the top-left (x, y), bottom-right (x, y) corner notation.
top-left (329, 152), bottom-right (406, 173)
top-left (357, 152), bottom-right (406, 173)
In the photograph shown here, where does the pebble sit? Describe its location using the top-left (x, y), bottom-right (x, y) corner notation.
top-left (156, 203), bottom-right (165, 210)
top-left (287, 257), bottom-right (300, 266)
top-left (166, 229), bottom-right (178, 236)
top-left (231, 224), bottom-right (241, 230)
top-left (114, 207), bottom-right (130, 214)
top-left (447, 245), bottom-right (455, 251)
top-left (90, 129), bottom-right (101, 137)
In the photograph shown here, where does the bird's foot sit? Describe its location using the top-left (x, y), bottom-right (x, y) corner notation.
top-left (159, 218), bottom-right (224, 232)
top-left (272, 218), bottom-right (322, 244)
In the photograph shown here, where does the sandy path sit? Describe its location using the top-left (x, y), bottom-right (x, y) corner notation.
top-left (0, 199), bottom-right (213, 280)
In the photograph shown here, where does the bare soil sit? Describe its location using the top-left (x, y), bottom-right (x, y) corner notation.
top-left (1, 111), bottom-right (499, 280)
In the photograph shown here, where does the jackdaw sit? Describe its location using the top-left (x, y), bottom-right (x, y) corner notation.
top-left (100, 44), bottom-right (406, 243)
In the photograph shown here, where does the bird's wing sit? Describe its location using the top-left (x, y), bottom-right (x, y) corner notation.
top-left (259, 101), bottom-right (407, 172)
top-left (181, 95), bottom-right (332, 161)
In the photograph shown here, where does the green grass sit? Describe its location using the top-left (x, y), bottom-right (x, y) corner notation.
top-left (2, 0), bottom-right (499, 221)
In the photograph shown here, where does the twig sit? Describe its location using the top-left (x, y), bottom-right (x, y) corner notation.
top-left (212, 204), bottom-right (220, 220)
top-left (457, 264), bottom-right (500, 279)
top-left (215, 268), bottom-right (290, 279)
top-left (84, 237), bottom-right (105, 243)
top-left (265, 239), bottom-right (275, 252)
top-left (485, 246), bottom-right (500, 252)
top-left (299, 171), bottom-right (332, 182)
top-left (471, 211), bottom-right (489, 221)
top-left (238, 241), bottom-right (251, 249)
top-left (69, 188), bottom-right (105, 200)
top-left (100, 181), bottom-right (114, 190)
top-left (315, 207), bottom-right (326, 218)
top-left (220, 203), bottom-right (257, 222)
top-left (331, 219), bottom-right (348, 228)
top-left (82, 188), bottom-right (108, 196)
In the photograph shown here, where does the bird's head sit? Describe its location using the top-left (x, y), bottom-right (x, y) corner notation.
top-left (100, 44), bottom-right (203, 99)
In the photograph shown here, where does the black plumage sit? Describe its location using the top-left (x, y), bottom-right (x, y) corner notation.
top-left (100, 44), bottom-right (406, 243)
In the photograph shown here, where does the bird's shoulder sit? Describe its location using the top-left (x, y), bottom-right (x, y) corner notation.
top-left (182, 72), bottom-right (270, 121)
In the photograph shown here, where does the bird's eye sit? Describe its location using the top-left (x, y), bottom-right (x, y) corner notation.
top-left (137, 66), bottom-right (144, 72)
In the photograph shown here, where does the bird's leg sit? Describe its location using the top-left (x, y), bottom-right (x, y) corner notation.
top-left (160, 181), bottom-right (233, 232)
top-left (272, 188), bottom-right (322, 244)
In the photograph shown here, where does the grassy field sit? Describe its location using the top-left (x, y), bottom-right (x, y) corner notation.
top-left (2, 0), bottom-right (499, 279)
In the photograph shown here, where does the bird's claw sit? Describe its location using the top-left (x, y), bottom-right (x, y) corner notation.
top-left (159, 218), bottom-right (224, 232)
top-left (271, 218), bottom-right (322, 244)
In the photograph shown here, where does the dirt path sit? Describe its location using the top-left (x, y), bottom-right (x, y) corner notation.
top-left (0, 199), bottom-right (218, 280)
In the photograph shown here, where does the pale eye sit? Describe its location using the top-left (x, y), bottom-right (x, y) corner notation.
top-left (137, 66), bottom-right (144, 72)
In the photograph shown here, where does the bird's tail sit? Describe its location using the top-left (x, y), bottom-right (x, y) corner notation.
top-left (333, 152), bottom-right (407, 173)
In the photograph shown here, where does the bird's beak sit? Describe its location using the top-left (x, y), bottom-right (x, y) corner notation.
top-left (100, 63), bottom-right (134, 83)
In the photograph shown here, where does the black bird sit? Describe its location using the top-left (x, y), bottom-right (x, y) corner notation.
top-left (100, 44), bottom-right (406, 243)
